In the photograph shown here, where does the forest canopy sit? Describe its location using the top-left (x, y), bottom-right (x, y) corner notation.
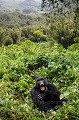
top-left (41, 0), bottom-right (79, 48)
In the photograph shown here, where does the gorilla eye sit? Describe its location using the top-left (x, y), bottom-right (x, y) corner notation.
top-left (37, 79), bottom-right (41, 82)
top-left (37, 78), bottom-right (43, 81)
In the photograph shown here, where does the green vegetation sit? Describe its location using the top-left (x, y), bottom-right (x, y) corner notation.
top-left (0, 0), bottom-right (79, 119)
top-left (0, 8), bottom-right (79, 48)
top-left (0, 12), bottom-right (44, 28)
top-left (0, 40), bottom-right (79, 120)
top-left (0, 11), bottom-right (48, 46)
top-left (42, 0), bottom-right (79, 48)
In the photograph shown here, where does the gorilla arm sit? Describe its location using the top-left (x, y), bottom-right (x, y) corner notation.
top-left (47, 83), bottom-right (67, 105)
top-left (31, 87), bottom-right (53, 111)
top-left (46, 83), bottom-right (61, 105)
top-left (47, 82), bottom-right (61, 96)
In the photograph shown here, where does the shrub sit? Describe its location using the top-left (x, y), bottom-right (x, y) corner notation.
top-left (3, 36), bottom-right (13, 46)
top-left (33, 30), bottom-right (47, 42)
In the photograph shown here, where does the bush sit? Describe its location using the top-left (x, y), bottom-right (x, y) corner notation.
top-left (33, 30), bottom-right (47, 42)
top-left (3, 36), bottom-right (13, 46)
top-left (27, 54), bottom-right (49, 71)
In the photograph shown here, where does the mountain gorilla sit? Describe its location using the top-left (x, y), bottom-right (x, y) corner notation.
top-left (31, 76), bottom-right (66, 111)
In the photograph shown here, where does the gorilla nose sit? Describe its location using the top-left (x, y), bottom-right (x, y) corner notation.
top-left (40, 83), bottom-right (44, 87)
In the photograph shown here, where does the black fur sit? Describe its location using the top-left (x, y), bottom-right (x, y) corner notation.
top-left (31, 76), bottom-right (65, 111)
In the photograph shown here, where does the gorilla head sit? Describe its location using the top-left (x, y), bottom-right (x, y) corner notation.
top-left (35, 76), bottom-right (47, 91)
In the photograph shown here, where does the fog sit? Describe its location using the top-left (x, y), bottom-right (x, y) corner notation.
top-left (2, 0), bottom-right (41, 2)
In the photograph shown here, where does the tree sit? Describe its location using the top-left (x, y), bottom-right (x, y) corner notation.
top-left (33, 30), bottom-right (47, 42)
top-left (11, 29), bottom-right (21, 44)
top-left (3, 36), bottom-right (13, 46)
top-left (41, 0), bottom-right (79, 48)
top-left (0, 28), bottom-right (4, 46)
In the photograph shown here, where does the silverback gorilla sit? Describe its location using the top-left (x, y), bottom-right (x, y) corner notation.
top-left (31, 76), bottom-right (66, 111)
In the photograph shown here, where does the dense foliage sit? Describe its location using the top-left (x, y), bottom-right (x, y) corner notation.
top-left (0, 11), bottom-right (48, 46)
top-left (0, 40), bottom-right (79, 120)
top-left (0, 12), bottom-right (45, 28)
top-left (0, 9), bottom-right (79, 48)
top-left (0, 1), bottom-right (79, 119)
top-left (42, 0), bottom-right (79, 48)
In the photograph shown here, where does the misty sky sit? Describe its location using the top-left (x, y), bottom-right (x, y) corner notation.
top-left (3, 0), bottom-right (41, 2)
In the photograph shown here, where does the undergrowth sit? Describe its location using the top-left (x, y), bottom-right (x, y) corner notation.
top-left (0, 40), bottom-right (79, 120)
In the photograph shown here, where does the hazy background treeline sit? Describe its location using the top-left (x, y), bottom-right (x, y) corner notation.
top-left (0, 0), bottom-right (79, 48)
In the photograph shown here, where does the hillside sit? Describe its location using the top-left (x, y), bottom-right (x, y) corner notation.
top-left (0, 0), bottom-right (41, 13)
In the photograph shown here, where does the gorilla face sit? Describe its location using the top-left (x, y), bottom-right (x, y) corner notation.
top-left (36, 76), bottom-right (46, 91)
